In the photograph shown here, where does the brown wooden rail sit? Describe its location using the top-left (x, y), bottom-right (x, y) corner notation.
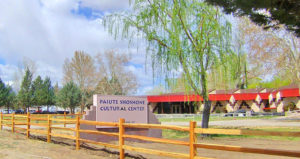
top-left (0, 112), bottom-right (299, 159)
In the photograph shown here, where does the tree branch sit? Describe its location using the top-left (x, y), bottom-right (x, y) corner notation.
top-left (177, 7), bottom-right (199, 52)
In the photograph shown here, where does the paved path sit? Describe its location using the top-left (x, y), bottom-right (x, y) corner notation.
top-left (162, 119), bottom-right (300, 127)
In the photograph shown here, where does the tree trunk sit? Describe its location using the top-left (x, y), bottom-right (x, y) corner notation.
top-left (81, 94), bottom-right (85, 113)
top-left (201, 100), bottom-right (211, 129)
top-left (81, 104), bottom-right (84, 113)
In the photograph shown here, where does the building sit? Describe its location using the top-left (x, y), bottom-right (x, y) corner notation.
top-left (147, 85), bottom-right (300, 114)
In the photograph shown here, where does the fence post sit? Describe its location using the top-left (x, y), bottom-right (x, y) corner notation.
top-left (189, 121), bottom-right (197, 159)
top-left (75, 115), bottom-right (80, 150)
top-left (0, 112), bottom-right (3, 131)
top-left (119, 118), bottom-right (125, 159)
top-left (11, 113), bottom-right (15, 133)
top-left (64, 112), bottom-right (66, 127)
top-left (26, 112), bottom-right (30, 138)
top-left (47, 115), bottom-right (51, 143)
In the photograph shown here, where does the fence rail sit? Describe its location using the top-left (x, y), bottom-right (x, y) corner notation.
top-left (0, 112), bottom-right (299, 159)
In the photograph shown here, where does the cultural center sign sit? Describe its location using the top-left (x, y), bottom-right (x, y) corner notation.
top-left (94, 95), bottom-right (148, 127)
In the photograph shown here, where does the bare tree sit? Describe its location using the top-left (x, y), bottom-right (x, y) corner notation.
top-left (63, 51), bottom-right (97, 112)
top-left (63, 51), bottom-right (97, 90)
top-left (95, 50), bottom-right (138, 95)
top-left (239, 17), bottom-right (281, 80)
top-left (276, 35), bottom-right (300, 84)
top-left (22, 57), bottom-right (37, 76)
top-left (12, 57), bottom-right (37, 92)
top-left (239, 17), bottom-right (300, 86)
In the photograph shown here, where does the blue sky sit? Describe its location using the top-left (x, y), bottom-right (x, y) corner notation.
top-left (0, 57), bottom-right (5, 65)
top-left (71, 3), bottom-right (104, 20)
top-left (0, 0), bottom-right (156, 95)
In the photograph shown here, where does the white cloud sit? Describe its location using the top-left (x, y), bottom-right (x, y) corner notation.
top-left (0, 0), bottom-right (157, 94)
top-left (0, 64), bottom-right (18, 83)
top-left (35, 61), bottom-right (63, 84)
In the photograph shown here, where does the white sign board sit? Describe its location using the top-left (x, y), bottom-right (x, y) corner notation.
top-left (94, 95), bottom-right (148, 128)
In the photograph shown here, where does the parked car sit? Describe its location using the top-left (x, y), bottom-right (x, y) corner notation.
top-left (224, 109), bottom-right (247, 117)
top-left (41, 111), bottom-right (57, 114)
top-left (1, 110), bottom-right (14, 114)
top-left (234, 109), bottom-right (246, 113)
top-left (32, 110), bottom-right (43, 114)
top-left (28, 110), bottom-right (36, 114)
top-left (15, 110), bottom-right (25, 114)
top-left (57, 111), bottom-right (69, 114)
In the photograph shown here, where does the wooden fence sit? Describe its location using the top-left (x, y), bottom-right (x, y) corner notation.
top-left (0, 112), bottom-right (300, 159)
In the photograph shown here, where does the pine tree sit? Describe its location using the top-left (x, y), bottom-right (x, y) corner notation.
top-left (56, 81), bottom-right (81, 113)
top-left (43, 77), bottom-right (54, 112)
top-left (18, 68), bottom-right (33, 112)
top-left (0, 78), bottom-right (6, 107)
top-left (0, 79), bottom-right (16, 113)
top-left (32, 76), bottom-right (44, 106)
top-left (204, 0), bottom-right (300, 37)
top-left (53, 82), bottom-right (59, 106)
top-left (4, 86), bottom-right (16, 113)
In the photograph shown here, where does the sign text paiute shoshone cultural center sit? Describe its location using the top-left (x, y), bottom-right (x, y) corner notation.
top-left (94, 95), bottom-right (148, 128)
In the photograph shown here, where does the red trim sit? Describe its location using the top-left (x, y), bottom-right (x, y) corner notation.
top-left (263, 107), bottom-right (277, 110)
top-left (258, 93), bottom-right (270, 100)
top-left (147, 88), bottom-right (299, 103)
top-left (147, 94), bottom-right (233, 102)
top-left (280, 88), bottom-right (300, 97)
top-left (232, 93), bottom-right (257, 101)
top-left (209, 94), bottom-right (232, 101)
top-left (147, 94), bottom-right (202, 102)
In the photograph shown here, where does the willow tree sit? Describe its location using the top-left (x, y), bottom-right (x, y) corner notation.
top-left (104, 0), bottom-right (232, 128)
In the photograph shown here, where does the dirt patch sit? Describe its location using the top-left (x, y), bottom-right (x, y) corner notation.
top-left (0, 131), bottom-right (118, 159)
top-left (125, 137), bottom-right (300, 159)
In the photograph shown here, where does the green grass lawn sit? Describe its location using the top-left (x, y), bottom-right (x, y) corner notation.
top-left (1, 114), bottom-right (78, 124)
top-left (208, 127), bottom-right (300, 141)
top-left (158, 115), bottom-right (277, 122)
top-left (163, 126), bottom-right (300, 141)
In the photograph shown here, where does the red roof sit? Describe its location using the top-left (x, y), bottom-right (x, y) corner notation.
top-left (280, 88), bottom-right (300, 97)
top-left (232, 93), bottom-right (258, 101)
top-left (263, 107), bottom-right (277, 110)
top-left (147, 85), bottom-right (299, 103)
top-left (147, 94), bottom-right (202, 102)
top-left (258, 93), bottom-right (270, 100)
top-left (147, 94), bottom-right (234, 102)
top-left (209, 94), bottom-right (232, 101)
